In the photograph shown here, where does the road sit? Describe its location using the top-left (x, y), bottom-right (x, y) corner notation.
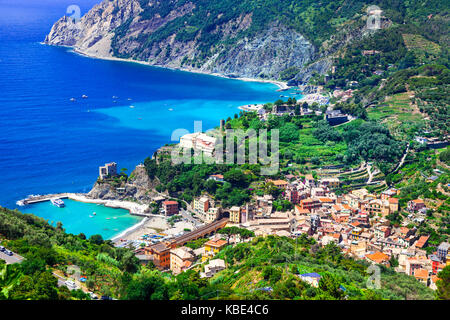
top-left (391, 143), bottom-right (410, 174)
top-left (0, 250), bottom-right (24, 265)
top-left (180, 208), bottom-right (203, 227)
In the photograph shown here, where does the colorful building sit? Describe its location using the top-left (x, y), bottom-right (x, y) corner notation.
top-left (163, 200), bottom-right (179, 216)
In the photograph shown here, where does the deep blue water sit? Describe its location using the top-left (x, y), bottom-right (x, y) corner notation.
top-left (0, 0), bottom-right (294, 235)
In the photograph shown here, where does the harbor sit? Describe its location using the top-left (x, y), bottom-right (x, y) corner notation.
top-left (17, 193), bottom-right (149, 216)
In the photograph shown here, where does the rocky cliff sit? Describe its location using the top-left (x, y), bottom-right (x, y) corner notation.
top-left (45, 0), bottom-right (387, 82)
top-left (87, 164), bottom-right (158, 203)
top-left (44, 0), bottom-right (341, 81)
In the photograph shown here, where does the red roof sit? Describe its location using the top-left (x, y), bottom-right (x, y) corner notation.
top-left (366, 252), bottom-right (390, 264)
top-left (163, 200), bottom-right (178, 205)
top-left (414, 268), bottom-right (428, 280)
top-left (415, 235), bottom-right (429, 248)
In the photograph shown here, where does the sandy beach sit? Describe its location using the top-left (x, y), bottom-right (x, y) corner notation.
top-left (65, 193), bottom-right (149, 215)
top-left (111, 215), bottom-right (196, 243)
top-left (111, 215), bottom-right (169, 242)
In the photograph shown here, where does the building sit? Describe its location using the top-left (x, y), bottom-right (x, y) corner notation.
top-left (146, 242), bottom-right (171, 270)
top-left (209, 174), bottom-right (224, 182)
top-left (99, 162), bottom-right (117, 180)
top-left (414, 235), bottom-right (429, 249)
top-left (203, 238), bottom-right (228, 261)
top-left (320, 177), bottom-right (340, 189)
top-left (299, 273), bottom-right (321, 288)
top-left (414, 268), bottom-right (429, 286)
top-left (299, 198), bottom-right (321, 211)
top-left (229, 206), bottom-right (241, 224)
top-left (365, 199), bottom-right (390, 216)
top-left (365, 251), bottom-right (390, 266)
top-left (437, 242), bottom-right (450, 262)
top-left (388, 198), bottom-right (399, 213)
top-left (381, 188), bottom-right (399, 200)
top-left (163, 200), bottom-right (179, 216)
top-left (325, 110), bottom-right (348, 126)
top-left (194, 196), bottom-right (210, 215)
top-left (206, 207), bottom-right (221, 223)
top-left (194, 133), bottom-right (217, 157)
top-left (269, 179), bottom-right (289, 189)
top-left (311, 187), bottom-right (326, 197)
top-left (408, 199), bottom-right (426, 212)
top-left (170, 246), bottom-right (195, 275)
top-left (352, 188), bottom-right (369, 200)
top-left (201, 259), bottom-right (226, 278)
top-left (285, 188), bottom-right (299, 204)
top-left (304, 174), bottom-right (315, 187)
top-left (179, 132), bottom-right (217, 157)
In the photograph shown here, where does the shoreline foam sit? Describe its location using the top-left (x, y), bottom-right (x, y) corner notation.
top-left (60, 45), bottom-right (289, 90)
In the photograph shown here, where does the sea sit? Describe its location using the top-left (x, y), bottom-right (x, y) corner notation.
top-left (0, 0), bottom-right (298, 238)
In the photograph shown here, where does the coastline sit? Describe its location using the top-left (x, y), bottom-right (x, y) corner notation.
top-left (62, 45), bottom-right (289, 90)
top-left (111, 216), bottom-right (148, 242)
top-left (23, 43), bottom-right (290, 242)
top-left (18, 192), bottom-right (160, 241)
top-left (68, 193), bottom-right (150, 215)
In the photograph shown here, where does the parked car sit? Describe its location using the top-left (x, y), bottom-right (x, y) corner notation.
top-left (5, 250), bottom-right (13, 256)
top-left (89, 292), bottom-right (98, 300)
top-left (0, 246), bottom-right (5, 252)
top-left (101, 295), bottom-right (112, 300)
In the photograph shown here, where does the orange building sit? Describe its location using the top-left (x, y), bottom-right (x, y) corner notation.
top-left (146, 242), bottom-right (171, 270)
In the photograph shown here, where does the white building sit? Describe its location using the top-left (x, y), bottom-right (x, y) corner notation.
top-left (201, 259), bottom-right (226, 278)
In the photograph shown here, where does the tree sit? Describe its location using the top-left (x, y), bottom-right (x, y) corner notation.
top-left (89, 234), bottom-right (104, 245)
top-left (279, 122), bottom-right (299, 142)
top-left (318, 273), bottom-right (343, 299)
top-left (223, 169), bottom-right (248, 188)
top-left (436, 265), bottom-right (450, 300)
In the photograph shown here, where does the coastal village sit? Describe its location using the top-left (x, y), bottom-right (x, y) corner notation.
top-left (15, 80), bottom-right (448, 294)
top-left (85, 98), bottom-right (449, 292)
top-left (127, 169), bottom-right (449, 290)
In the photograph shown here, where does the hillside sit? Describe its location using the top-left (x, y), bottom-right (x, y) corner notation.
top-left (44, 0), bottom-right (449, 82)
top-left (0, 205), bottom-right (439, 300)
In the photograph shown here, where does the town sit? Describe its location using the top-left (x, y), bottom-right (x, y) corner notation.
top-left (124, 165), bottom-right (448, 291)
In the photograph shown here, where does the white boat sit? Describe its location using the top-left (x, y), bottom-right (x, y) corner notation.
top-left (92, 212), bottom-right (96, 215)
top-left (82, 95), bottom-right (88, 99)
top-left (50, 198), bottom-right (65, 208)
top-left (112, 96), bottom-right (118, 99)
top-left (70, 98), bottom-right (76, 102)
top-left (129, 105), bottom-right (135, 108)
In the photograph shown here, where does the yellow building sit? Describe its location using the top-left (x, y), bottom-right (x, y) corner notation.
top-left (202, 239), bottom-right (228, 262)
top-left (229, 206), bottom-right (241, 224)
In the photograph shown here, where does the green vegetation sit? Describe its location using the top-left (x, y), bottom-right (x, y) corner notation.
top-left (209, 236), bottom-right (435, 299)
top-left (0, 205), bottom-right (440, 300)
top-left (0, 206), bottom-right (140, 299)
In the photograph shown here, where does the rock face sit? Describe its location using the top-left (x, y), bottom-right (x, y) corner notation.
top-left (87, 164), bottom-right (158, 203)
top-left (44, 0), bottom-right (319, 81)
top-left (45, 0), bottom-right (143, 57)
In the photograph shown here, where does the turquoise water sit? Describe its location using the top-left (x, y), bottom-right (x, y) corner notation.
top-left (22, 199), bottom-right (142, 239)
top-left (0, 0), bottom-right (300, 238)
